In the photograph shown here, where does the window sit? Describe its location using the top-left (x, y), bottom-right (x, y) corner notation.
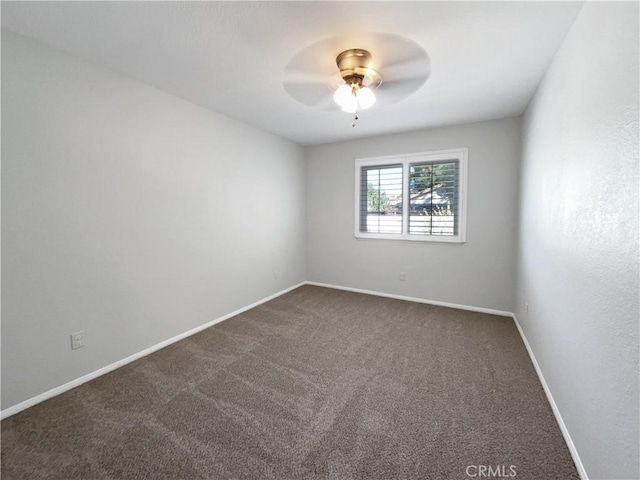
top-left (354, 148), bottom-right (467, 243)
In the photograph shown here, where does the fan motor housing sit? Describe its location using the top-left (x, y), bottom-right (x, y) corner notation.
top-left (336, 48), bottom-right (381, 88)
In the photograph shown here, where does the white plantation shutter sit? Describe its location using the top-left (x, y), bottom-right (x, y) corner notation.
top-left (359, 164), bottom-right (403, 234)
top-left (408, 161), bottom-right (459, 236)
top-left (355, 149), bottom-right (467, 243)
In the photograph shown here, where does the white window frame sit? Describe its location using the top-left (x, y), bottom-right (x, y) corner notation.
top-left (354, 148), bottom-right (468, 243)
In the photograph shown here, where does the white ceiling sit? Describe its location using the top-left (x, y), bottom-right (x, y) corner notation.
top-left (1, 1), bottom-right (583, 146)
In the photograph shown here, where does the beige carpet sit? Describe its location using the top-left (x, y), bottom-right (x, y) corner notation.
top-left (1, 285), bottom-right (579, 479)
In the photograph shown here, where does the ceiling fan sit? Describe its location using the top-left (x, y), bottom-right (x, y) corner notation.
top-left (283, 33), bottom-right (431, 126)
top-left (332, 48), bottom-right (381, 115)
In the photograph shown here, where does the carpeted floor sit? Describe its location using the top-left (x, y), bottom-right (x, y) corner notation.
top-left (1, 285), bottom-right (579, 479)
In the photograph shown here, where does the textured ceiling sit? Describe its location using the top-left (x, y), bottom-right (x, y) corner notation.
top-left (1, 1), bottom-right (583, 146)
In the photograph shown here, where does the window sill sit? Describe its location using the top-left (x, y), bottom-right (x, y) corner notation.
top-left (354, 233), bottom-right (466, 244)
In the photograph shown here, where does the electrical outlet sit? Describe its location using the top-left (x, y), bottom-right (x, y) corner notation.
top-left (70, 331), bottom-right (84, 350)
top-left (399, 271), bottom-right (406, 281)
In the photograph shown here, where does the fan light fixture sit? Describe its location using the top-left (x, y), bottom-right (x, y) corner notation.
top-left (333, 49), bottom-right (382, 125)
top-left (333, 84), bottom-right (376, 113)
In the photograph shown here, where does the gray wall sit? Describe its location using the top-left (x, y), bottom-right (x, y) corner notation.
top-left (305, 117), bottom-right (521, 312)
top-left (1, 32), bottom-right (307, 410)
top-left (516, 3), bottom-right (639, 479)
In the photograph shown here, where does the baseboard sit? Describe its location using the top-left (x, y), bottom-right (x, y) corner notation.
top-left (511, 314), bottom-right (589, 480)
top-left (0, 282), bottom-right (306, 420)
top-left (304, 281), bottom-right (514, 317)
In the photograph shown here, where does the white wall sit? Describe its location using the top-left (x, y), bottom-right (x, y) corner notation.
top-left (1, 32), bottom-right (306, 410)
top-left (516, 3), bottom-right (639, 479)
top-left (305, 117), bottom-right (521, 312)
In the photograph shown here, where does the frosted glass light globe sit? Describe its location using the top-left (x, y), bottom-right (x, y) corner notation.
top-left (357, 87), bottom-right (376, 110)
top-left (333, 84), bottom-right (352, 106)
top-left (341, 94), bottom-right (358, 113)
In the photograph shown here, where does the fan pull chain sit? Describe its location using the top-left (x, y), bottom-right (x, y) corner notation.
top-left (351, 113), bottom-right (359, 128)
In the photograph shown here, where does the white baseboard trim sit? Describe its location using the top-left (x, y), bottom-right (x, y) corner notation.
top-left (511, 314), bottom-right (589, 480)
top-left (304, 281), bottom-right (514, 317)
top-left (0, 282), bottom-right (306, 420)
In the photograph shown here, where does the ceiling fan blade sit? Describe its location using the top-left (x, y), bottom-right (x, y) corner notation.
top-left (283, 70), bottom-right (330, 85)
top-left (282, 43), bottom-right (337, 107)
top-left (381, 55), bottom-right (431, 84)
top-left (283, 81), bottom-right (332, 107)
top-left (379, 50), bottom-right (428, 70)
top-left (377, 77), bottom-right (427, 103)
